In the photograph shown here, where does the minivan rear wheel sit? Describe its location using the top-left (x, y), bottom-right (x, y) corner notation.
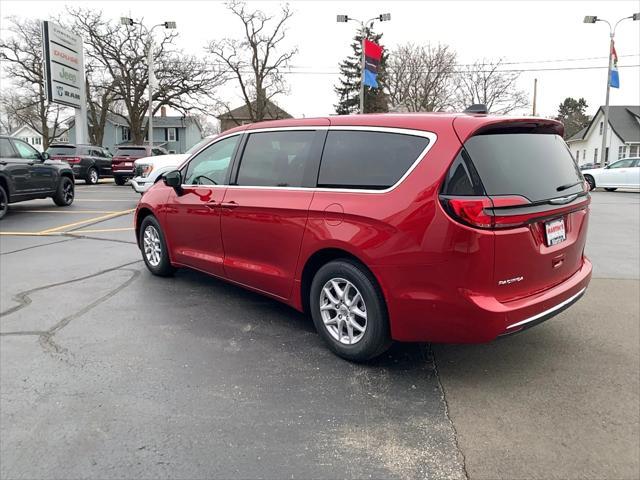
top-left (139, 215), bottom-right (175, 276)
top-left (310, 260), bottom-right (391, 362)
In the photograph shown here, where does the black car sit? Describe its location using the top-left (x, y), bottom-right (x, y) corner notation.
top-left (47, 143), bottom-right (113, 185)
top-left (0, 136), bottom-right (75, 219)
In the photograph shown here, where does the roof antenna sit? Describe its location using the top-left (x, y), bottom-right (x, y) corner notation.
top-left (464, 104), bottom-right (488, 114)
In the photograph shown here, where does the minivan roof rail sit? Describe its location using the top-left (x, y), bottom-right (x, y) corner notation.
top-left (464, 104), bottom-right (488, 114)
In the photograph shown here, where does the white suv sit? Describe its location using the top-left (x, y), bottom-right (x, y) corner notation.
top-left (130, 137), bottom-right (216, 194)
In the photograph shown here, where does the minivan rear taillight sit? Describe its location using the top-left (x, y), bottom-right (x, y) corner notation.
top-left (441, 195), bottom-right (589, 230)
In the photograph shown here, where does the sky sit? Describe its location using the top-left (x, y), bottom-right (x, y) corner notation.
top-left (1, 0), bottom-right (639, 121)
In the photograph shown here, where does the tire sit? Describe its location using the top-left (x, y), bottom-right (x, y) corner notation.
top-left (139, 215), bottom-right (175, 276)
top-left (52, 176), bottom-right (74, 206)
top-left (310, 259), bottom-right (391, 362)
top-left (86, 167), bottom-right (99, 185)
top-left (604, 187), bottom-right (617, 192)
top-left (584, 175), bottom-right (595, 191)
top-left (114, 176), bottom-right (126, 186)
top-left (0, 184), bottom-right (8, 220)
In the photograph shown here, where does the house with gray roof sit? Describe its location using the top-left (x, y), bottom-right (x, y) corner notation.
top-left (66, 108), bottom-right (203, 154)
top-left (567, 105), bottom-right (640, 166)
top-left (217, 99), bottom-right (292, 132)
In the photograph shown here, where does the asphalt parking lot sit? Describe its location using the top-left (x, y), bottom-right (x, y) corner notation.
top-left (1, 183), bottom-right (638, 479)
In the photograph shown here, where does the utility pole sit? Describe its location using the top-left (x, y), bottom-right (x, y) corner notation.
top-left (583, 13), bottom-right (638, 166)
top-left (337, 13), bottom-right (391, 114)
top-left (532, 78), bottom-right (538, 116)
top-left (120, 18), bottom-right (176, 146)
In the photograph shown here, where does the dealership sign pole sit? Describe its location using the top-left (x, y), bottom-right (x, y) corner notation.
top-left (42, 21), bottom-right (88, 144)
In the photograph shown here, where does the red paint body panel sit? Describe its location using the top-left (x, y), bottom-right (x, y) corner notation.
top-left (136, 113), bottom-right (592, 344)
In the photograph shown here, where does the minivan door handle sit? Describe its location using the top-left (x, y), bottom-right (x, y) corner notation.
top-left (220, 201), bottom-right (239, 209)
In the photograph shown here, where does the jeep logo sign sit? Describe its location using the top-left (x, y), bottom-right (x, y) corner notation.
top-left (42, 21), bottom-right (85, 109)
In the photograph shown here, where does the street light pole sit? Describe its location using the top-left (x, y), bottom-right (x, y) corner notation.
top-left (584, 13), bottom-right (638, 167)
top-left (120, 18), bottom-right (176, 147)
top-left (337, 13), bottom-right (391, 114)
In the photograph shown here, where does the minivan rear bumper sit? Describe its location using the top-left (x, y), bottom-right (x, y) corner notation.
top-left (378, 256), bottom-right (592, 343)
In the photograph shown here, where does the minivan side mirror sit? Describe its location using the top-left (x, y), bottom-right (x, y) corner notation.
top-left (164, 170), bottom-right (182, 190)
top-left (40, 151), bottom-right (50, 161)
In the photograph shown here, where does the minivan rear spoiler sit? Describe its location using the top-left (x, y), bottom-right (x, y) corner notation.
top-left (452, 116), bottom-right (564, 144)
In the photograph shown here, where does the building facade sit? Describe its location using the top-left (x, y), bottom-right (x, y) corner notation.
top-left (9, 125), bottom-right (69, 152)
top-left (567, 105), bottom-right (640, 167)
top-left (66, 111), bottom-right (203, 154)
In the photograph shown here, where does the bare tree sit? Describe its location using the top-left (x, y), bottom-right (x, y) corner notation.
top-left (387, 43), bottom-right (457, 112)
top-left (84, 64), bottom-right (118, 146)
top-left (0, 17), bottom-right (70, 148)
top-left (453, 59), bottom-right (528, 114)
top-left (208, 1), bottom-right (297, 122)
top-left (66, 8), bottom-right (226, 145)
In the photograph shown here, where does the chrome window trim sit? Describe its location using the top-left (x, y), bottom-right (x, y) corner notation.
top-left (180, 125), bottom-right (437, 193)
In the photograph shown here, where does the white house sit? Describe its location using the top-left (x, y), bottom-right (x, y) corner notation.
top-left (567, 105), bottom-right (640, 167)
top-left (9, 124), bottom-right (68, 152)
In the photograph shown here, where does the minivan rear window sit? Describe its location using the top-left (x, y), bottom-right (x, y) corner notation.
top-left (463, 133), bottom-right (583, 201)
top-left (318, 131), bottom-right (429, 190)
top-left (47, 146), bottom-right (76, 156)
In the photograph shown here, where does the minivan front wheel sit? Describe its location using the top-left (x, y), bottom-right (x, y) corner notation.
top-left (310, 260), bottom-right (390, 362)
top-left (139, 215), bottom-right (174, 276)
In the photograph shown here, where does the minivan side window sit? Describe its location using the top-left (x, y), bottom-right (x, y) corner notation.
top-left (318, 131), bottom-right (429, 190)
top-left (183, 135), bottom-right (240, 186)
top-left (235, 131), bottom-right (317, 187)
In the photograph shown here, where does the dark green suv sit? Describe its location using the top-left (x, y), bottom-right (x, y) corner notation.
top-left (0, 136), bottom-right (75, 219)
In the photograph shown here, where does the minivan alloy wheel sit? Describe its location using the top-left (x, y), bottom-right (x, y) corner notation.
top-left (320, 278), bottom-right (367, 345)
top-left (143, 225), bottom-right (162, 267)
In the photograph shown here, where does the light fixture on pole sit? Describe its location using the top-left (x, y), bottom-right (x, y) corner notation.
top-left (583, 12), bottom-right (638, 167)
top-left (121, 17), bottom-right (177, 148)
top-left (337, 13), bottom-right (391, 114)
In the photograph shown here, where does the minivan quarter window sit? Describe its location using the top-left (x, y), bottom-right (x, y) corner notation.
top-left (235, 130), bottom-right (318, 187)
top-left (183, 135), bottom-right (240, 185)
top-left (318, 130), bottom-right (430, 190)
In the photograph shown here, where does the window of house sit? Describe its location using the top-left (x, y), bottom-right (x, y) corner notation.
top-left (33, 137), bottom-right (42, 145)
top-left (618, 146), bottom-right (627, 159)
top-left (236, 131), bottom-right (317, 187)
top-left (599, 122), bottom-right (603, 135)
top-left (576, 150), bottom-right (580, 161)
top-left (594, 148), bottom-right (598, 162)
top-left (318, 131), bottom-right (430, 189)
top-left (122, 127), bottom-right (130, 142)
top-left (629, 145), bottom-right (639, 158)
top-left (583, 149), bottom-right (586, 160)
top-left (167, 128), bottom-right (176, 142)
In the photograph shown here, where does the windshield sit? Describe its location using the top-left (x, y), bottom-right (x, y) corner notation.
top-left (47, 146), bottom-right (76, 156)
top-left (464, 133), bottom-right (584, 202)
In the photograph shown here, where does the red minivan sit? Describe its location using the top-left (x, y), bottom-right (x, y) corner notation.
top-left (135, 113), bottom-right (592, 361)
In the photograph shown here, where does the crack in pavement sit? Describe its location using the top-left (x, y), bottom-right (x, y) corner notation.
top-left (0, 237), bottom-right (79, 256)
top-left (424, 343), bottom-right (469, 480)
top-left (0, 265), bottom-right (141, 360)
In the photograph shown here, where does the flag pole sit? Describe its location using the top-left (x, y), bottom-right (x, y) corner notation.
top-left (360, 30), bottom-right (365, 114)
top-left (599, 33), bottom-right (613, 167)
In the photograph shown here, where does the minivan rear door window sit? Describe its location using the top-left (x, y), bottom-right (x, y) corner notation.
top-left (318, 131), bottom-right (429, 190)
top-left (236, 131), bottom-right (318, 187)
top-left (463, 133), bottom-right (584, 202)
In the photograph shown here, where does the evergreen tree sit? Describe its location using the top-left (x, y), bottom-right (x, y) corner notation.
top-left (334, 27), bottom-right (389, 114)
top-left (556, 97), bottom-right (590, 139)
